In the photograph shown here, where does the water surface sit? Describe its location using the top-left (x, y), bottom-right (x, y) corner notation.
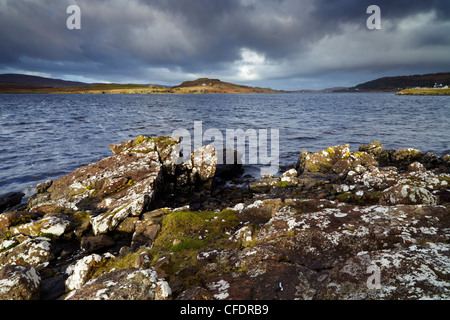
top-left (0, 93), bottom-right (448, 197)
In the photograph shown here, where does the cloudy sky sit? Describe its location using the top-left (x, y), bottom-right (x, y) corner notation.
top-left (1, 0), bottom-right (449, 90)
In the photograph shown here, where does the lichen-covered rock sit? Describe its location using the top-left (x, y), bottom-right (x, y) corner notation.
top-left (408, 161), bottom-right (426, 173)
top-left (65, 254), bottom-right (106, 291)
top-left (248, 176), bottom-right (279, 193)
top-left (279, 168), bottom-right (299, 186)
top-left (317, 243), bottom-right (450, 299)
top-left (0, 237), bottom-right (53, 269)
top-left (297, 145), bottom-right (350, 174)
top-left (0, 211), bottom-right (37, 238)
top-left (10, 215), bottom-right (72, 238)
top-left (391, 148), bottom-right (422, 166)
top-left (193, 197), bottom-right (450, 300)
top-left (177, 286), bottom-right (215, 300)
top-left (379, 184), bottom-right (438, 205)
top-left (0, 265), bottom-right (41, 300)
top-left (296, 145), bottom-right (377, 176)
top-left (359, 141), bottom-right (383, 157)
top-left (28, 136), bottom-right (220, 236)
top-left (65, 267), bottom-right (171, 300)
top-left (30, 136), bottom-right (166, 235)
top-left (236, 199), bottom-right (280, 224)
top-left (191, 144), bottom-right (218, 186)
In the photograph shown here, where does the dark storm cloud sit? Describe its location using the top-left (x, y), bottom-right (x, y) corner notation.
top-left (0, 0), bottom-right (449, 88)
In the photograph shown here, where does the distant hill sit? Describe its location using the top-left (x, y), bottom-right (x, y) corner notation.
top-left (172, 78), bottom-right (280, 93)
top-left (0, 73), bottom-right (88, 88)
top-left (343, 72), bottom-right (450, 92)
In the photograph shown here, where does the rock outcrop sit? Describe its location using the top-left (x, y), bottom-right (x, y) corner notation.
top-left (0, 138), bottom-right (448, 300)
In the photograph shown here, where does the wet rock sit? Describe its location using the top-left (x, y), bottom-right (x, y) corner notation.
top-left (0, 192), bottom-right (25, 213)
top-left (65, 267), bottom-right (171, 300)
top-left (215, 148), bottom-right (243, 179)
top-left (0, 265), bottom-right (41, 300)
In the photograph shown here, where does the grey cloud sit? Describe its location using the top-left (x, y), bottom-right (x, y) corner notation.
top-left (0, 0), bottom-right (449, 88)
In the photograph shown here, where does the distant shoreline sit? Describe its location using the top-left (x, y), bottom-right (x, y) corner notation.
top-left (396, 88), bottom-right (450, 96)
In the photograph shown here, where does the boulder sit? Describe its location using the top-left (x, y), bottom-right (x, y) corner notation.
top-left (0, 265), bottom-right (41, 300)
top-left (65, 254), bottom-right (107, 291)
top-left (359, 141), bottom-right (383, 157)
top-left (379, 184), bottom-right (438, 205)
top-left (391, 148), bottom-right (422, 166)
top-left (248, 176), bottom-right (279, 193)
top-left (65, 267), bottom-right (171, 300)
top-left (10, 215), bottom-right (72, 238)
top-left (31, 136), bottom-right (166, 235)
top-left (28, 136), bottom-right (219, 235)
top-left (190, 145), bottom-right (218, 189)
top-left (80, 235), bottom-right (115, 253)
top-left (0, 237), bottom-right (53, 269)
top-left (407, 161), bottom-right (426, 173)
top-left (0, 192), bottom-right (25, 213)
top-left (296, 145), bottom-right (377, 176)
top-left (0, 211), bottom-right (37, 238)
top-left (279, 169), bottom-right (299, 186)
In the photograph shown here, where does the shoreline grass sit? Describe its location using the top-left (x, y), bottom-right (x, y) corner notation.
top-left (397, 88), bottom-right (450, 96)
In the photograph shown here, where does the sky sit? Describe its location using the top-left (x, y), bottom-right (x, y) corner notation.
top-left (1, 0), bottom-right (450, 90)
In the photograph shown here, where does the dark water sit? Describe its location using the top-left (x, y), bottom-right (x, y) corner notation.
top-left (0, 93), bottom-right (449, 197)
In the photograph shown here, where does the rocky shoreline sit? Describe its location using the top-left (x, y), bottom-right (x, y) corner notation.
top-left (0, 137), bottom-right (449, 300)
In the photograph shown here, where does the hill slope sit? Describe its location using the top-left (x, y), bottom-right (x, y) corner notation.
top-left (0, 73), bottom-right (88, 87)
top-left (349, 72), bottom-right (450, 92)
